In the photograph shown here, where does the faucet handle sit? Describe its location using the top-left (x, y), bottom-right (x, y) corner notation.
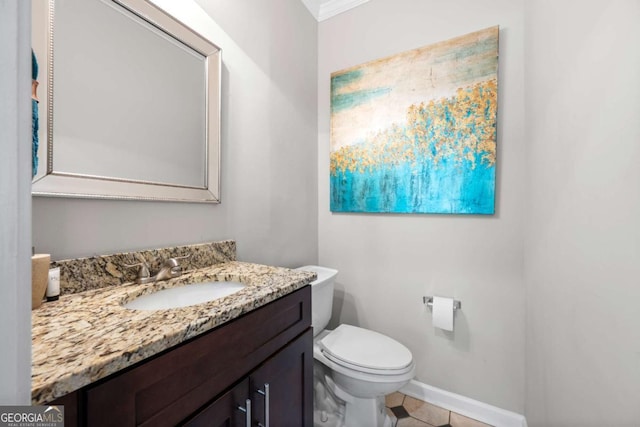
top-left (123, 262), bottom-right (151, 280)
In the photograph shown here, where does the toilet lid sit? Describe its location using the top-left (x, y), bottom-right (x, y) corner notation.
top-left (319, 324), bottom-right (413, 373)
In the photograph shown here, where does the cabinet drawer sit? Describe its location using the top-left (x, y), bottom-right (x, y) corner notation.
top-left (85, 286), bottom-right (310, 427)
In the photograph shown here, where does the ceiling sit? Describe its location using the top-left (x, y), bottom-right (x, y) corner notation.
top-left (300, 0), bottom-right (371, 21)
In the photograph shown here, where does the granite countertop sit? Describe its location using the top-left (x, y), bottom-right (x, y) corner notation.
top-left (31, 261), bottom-right (316, 404)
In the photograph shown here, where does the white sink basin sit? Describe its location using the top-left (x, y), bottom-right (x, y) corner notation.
top-left (123, 281), bottom-right (246, 310)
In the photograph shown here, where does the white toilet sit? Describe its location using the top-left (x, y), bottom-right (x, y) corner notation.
top-left (297, 266), bottom-right (415, 427)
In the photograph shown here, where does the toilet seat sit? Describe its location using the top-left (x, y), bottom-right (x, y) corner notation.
top-left (318, 324), bottom-right (414, 375)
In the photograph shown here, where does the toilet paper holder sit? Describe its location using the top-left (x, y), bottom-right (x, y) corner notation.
top-left (423, 296), bottom-right (462, 311)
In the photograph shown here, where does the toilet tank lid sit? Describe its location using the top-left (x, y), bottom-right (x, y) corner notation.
top-left (295, 265), bottom-right (338, 285)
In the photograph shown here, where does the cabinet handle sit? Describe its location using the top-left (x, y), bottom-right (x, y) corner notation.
top-left (256, 383), bottom-right (270, 427)
top-left (237, 398), bottom-right (251, 427)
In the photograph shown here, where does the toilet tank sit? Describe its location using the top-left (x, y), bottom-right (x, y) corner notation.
top-left (296, 266), bottom-right (338, 336)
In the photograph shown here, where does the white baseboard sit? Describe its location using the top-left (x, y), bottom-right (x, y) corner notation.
top-left (400, 380), bottom-right (528, 427)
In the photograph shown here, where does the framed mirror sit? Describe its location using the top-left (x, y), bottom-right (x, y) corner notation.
top-left (31, 0), bottom-right (221, 203)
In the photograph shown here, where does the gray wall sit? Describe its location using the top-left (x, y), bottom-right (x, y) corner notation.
top-left (16, 0), bottom-right (640, 419)
top-left (0, 0), bottom-right (32, 404)
top-left (32, 0), bottom-right (319, 267)
top-left (318, 0), bottom-right (527, 413)
top-left (524, 0), bottom-right (640, 424)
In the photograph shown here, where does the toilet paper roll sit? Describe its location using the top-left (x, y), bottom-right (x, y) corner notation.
top-left (432, 296), bottom-right (454, 331)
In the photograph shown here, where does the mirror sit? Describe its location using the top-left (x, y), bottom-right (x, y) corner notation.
top-left (31, 0), bottom-right (221, 202)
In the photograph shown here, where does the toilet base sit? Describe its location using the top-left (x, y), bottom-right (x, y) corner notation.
top-left (314, 364), bottom-right (345, 427)
top-left (313, 363), bottom-right (395, 427)
top-left (342, 394), bottom-right (394, 427)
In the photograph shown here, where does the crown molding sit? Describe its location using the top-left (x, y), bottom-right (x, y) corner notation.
top-left (319, 0), bottom-right (370, 21)
top-left (301, 0), bottom-right (370, 22)
top-left (300, 0), bottom-right (320, 20)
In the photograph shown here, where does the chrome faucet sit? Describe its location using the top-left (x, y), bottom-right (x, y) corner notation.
top-left (125, 255), bottom-right (190, 284)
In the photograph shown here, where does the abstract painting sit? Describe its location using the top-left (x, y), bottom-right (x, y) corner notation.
top-left (330, 26), bottom-right (499, 214)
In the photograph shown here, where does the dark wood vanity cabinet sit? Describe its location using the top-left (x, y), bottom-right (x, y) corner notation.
top-left (52, 286), bottom-right (312, 427)
top-left (184, 378), bottom-right (250, 427)
top-left (185, 330), bottom-right (312, 427)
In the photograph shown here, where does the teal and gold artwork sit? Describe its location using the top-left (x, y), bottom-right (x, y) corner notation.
top-left (330, 26), bottom-right (499, 214)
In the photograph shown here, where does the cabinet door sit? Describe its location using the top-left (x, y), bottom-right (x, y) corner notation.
top-left (250, 329), bottom-right (313, 427)
top-left (49, 391), bottom-right (80, 427)
top-left (183, 379), bottom-right (250, 427)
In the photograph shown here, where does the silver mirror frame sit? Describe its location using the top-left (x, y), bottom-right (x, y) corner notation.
top-left (31, 0), bottom-right (222, 203)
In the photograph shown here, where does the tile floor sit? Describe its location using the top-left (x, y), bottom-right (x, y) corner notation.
top-left (385, 392), bottom-right (493, 427)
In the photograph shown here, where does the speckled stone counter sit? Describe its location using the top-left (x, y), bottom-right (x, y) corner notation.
top-left (51, 240), bottom-right (237, 294)
top-left (32, 251), bottom-right (315, 404)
